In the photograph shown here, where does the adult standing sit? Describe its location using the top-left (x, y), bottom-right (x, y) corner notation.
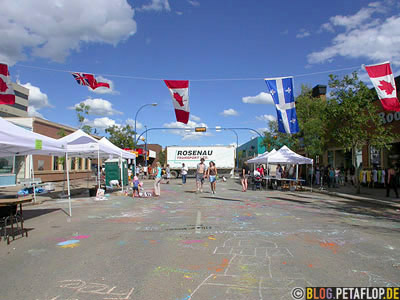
top-left (315, 165), bottom-right (320, 185)
top-left (240, 161), bottom-right (250, 192)
top-left (154, 162), bottom-right (162, 197)
top-left (256, 165), bottom-right (264, 177)
top-left (143, 165), bottom-right (148, 178)
top-left (196, 158), bottom-right (207, 193)
top-left (386, 164), bottom-right (399, 198)
top-left (181, 163), bottom-right (188, 185)
top-left (207, 161), bottom-right (218, 194)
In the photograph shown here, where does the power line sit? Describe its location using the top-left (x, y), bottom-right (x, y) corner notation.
top-left (14, 63), bottom-right (362, 82)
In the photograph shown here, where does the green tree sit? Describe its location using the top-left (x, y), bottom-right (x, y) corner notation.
top-left (261, 120), bottom-right (298, 152)
top-left (327, 71), bottom-right (394, 193)
top-left (75, 103), bottom-right (92, 134)
top-left (158, 149), bottom-right (166, 166)
top-left (105, 124), bottom-right (136, 149)
top-left (296, 85), bottom-right (328, 157)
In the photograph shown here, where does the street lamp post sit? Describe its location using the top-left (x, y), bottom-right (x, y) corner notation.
top-left (144, 125), bottom-right (148, 167)
top-left (134, 103), bottom-right (158, 145)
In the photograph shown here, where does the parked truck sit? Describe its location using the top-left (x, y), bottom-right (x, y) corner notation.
top-left (166, 145), bottom-right (236, 178)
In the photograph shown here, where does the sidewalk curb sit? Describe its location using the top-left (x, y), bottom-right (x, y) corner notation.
top-left (305, 187), bottom-right (400, 209)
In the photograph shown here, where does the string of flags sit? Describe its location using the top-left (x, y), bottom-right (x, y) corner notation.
top-left (1, 62), bottom-right (400, 133)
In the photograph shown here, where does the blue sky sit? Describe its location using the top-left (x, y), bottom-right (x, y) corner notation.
top-left (2, 0), bottom-right (400, 147)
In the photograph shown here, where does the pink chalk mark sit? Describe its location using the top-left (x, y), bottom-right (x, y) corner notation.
top-left (182, 240), bottom-right (203, 244)
top-left (71, 235), bottom-right (90, 240)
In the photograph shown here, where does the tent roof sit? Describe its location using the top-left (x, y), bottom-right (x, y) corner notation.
top-left (246, 149), bottom-right (277, 164)
top-left (99, 137), bottom-right (136, 159)
top-left (267, 146), bottom-right (313, 165)
top-left (0, 117), bottom-right (66, 157)
top-left (59, 130), bottom-right (122, 158)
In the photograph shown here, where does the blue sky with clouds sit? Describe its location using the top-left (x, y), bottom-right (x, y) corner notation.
top-left (2, 0), bottom-right (400, 147)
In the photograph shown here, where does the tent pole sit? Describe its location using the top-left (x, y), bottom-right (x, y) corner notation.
top-left (31, 155), bottom-right (36, 204)
top-left (66, 152), bottom-right (71, 217)
top-left (311, 161), bottom-right (313, 193)
top-left (120, 153), bottom-right (123, 193)
top-left (97, 150), bottom-right (100, 190)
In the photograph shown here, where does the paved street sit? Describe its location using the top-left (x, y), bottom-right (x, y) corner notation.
top-left (1, 178), bottom-right (400, 300)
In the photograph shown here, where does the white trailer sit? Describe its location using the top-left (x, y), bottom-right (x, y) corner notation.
top-left (166, 145), bottom-right (236, 178)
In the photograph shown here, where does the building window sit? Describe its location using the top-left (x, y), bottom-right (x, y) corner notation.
top-left (0, 157), bottom-right (14, 174)
top-left (38, 160), bottom-right (44, 171)
top-left (78, 158), bottom-right (82, 170)
top-left (53, 156), bottom-right (59, 171)
top-left (71, 158), bottom-right (76, 170)
top-left (85, 159), bottom-right (90, 170)
top-left (355, 149), bottom-right (362, 168)
top-left (327, 151), bottom-right (333, 167)
top-left (370, 147), bottom-right (381, 167)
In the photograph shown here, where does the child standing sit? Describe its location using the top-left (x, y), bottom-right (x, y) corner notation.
top-left (132, 174), bottom-right (140, 198)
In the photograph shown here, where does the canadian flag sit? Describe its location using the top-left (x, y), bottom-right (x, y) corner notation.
top-left (0, 63), bottom-right (15, 105)
top-left (164, 80), bottom-right (190, 124)
top-left (365, 61), bottom-right (400, 112)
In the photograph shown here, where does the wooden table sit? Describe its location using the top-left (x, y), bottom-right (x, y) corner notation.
top-left (0, 195), bottom-right (32, 244)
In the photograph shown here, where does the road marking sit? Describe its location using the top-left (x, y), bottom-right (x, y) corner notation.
top-left (195, 210), bottom-right (202, 234)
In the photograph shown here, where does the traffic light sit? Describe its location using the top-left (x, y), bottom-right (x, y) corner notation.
top-left (195, 127), bottom-right (207, 132)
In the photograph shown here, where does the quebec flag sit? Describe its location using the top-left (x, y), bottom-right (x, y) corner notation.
top-left (265, 76), bottom-right (299, 134)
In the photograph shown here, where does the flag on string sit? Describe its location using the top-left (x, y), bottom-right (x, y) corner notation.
top-left (0, 63), bottom-right (15, 105)
top-left (71, 73), bottom-right (110, 90)
top-left (364, 62), bottom-right (400, 112)
top-left (265, 76), bottom-right (299, 134)
top-left (164, 80), bottom-right (190, 124)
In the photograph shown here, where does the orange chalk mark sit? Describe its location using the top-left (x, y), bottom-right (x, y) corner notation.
top-left (319, 242), bottom-right (339, 254)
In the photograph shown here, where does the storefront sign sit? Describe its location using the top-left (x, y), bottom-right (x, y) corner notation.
top-left (378, 111), bottom-right (400, 124)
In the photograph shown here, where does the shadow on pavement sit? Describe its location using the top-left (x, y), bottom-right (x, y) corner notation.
top-left (201, 196), bottom-right (243, 202)
top-left (22, 208), bottom-right (60, 221)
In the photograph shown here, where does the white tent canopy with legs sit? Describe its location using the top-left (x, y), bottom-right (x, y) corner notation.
top-left (0, 117), bottom-right (66, 157)
top-left (59, 130), bottom-right (134, 216)
top-left (266, 146), bottom-right (313, 190)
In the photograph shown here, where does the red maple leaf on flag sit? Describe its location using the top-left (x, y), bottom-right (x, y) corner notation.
top-left (0, 77), bottom-right (8, 93)
top-left (173, 92), bottom-right (184, 107)
top-left (378, 80), bottom-right (395, 95)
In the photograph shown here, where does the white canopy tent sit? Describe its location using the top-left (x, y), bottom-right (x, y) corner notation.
top-left (267, 146), bottom-right (314, 190)
top-left (98, 138), bottom-right (136, 160)
top-left (267, 146), bottom-right (313, 165)
top-left (0, 117), bottom-right (66, 157)
top-left (246, 149), bottom-right (277, 164)
top-left (99, 137), bottom-right (136, 194)
top-left (59, 130), bottom-right (131, 215)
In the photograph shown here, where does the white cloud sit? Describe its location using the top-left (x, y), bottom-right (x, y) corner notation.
top-left (27, 106), bottom-right (44, 118)
top-left (190, 114), bottom-right (201, 121)
top-left (20, 82), bottom-right (52, 118)
top-left (176, 11), bottom-right (183, 15)
top-left (256, 114), bottom-right (276, 122)
top-left (84, 117), bottom-right (119, 129)
top-left (188, 0), bottom-right (200, 6)
top-left (296, 29), bottom-right (310, 39)
top-left (0, 0), bottom-right (136, 65)
top-left (221, 108), bottom-right (238, 116)
top-left (242, 92), bottom-right (274, 104)
top-left (88, 76), bottom-right (117, 95)
top-left (320, 23), bottom-right (335, 33)
top-left (138, 0), bottom-right (171, 12)
top-left (125, 118), bottom-right (143, 130)
top-left (163, 120), bottom-right (211, 140)
top-left (71, 98), bottom-right (122, 116)
top-left (309, 3), bottom-right (400, 65)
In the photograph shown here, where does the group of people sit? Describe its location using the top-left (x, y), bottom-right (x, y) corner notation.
top-left (313, 164), bottom-right (399, 198)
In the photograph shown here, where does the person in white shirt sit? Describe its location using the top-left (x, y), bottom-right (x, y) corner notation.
top-left (181, 163), bottom-right (188, 184)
